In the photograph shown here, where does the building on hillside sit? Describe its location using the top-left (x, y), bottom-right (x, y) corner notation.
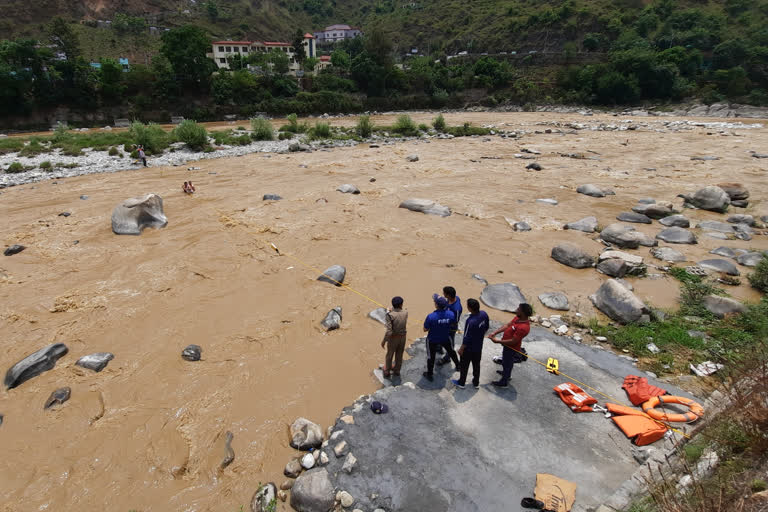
top-left (210, 40), bottom-right (253, 68)
top-left (316, 55), bottom-right (332, 72)
top-left (209, 34), bottom-right (316, 75)
top-left (313, 24), bottom-right (362, 44)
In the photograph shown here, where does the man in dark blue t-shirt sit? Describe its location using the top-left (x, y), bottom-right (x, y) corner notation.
top-left (438, 286), bottom-right (463, 366)
top-left (452, 298), bottom-right (489, 389)
top-left (423, 294), bottom-right (459, 381)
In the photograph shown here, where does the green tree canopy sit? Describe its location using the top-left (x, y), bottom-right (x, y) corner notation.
top-left (160, 25), bottom-right (216, 89)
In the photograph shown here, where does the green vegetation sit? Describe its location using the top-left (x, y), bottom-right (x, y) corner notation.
top-left (129, 122), bottom-right (169, 154)
top-left (250, 117), bottom-right (274, 141)
top-left (356, 115), bottom-right (373, 138)
top-left (748, 255), bottom-right (768, 293)
top-left (392, 114), bottom-right (418, 136)
top-left (39, 160), bottom-right (52, 170)
top-left (108, 147), bottom-right (119, 156)
top-left (280, 113), bottom-right (309, 134)
top-left (432, 114), bottom-right (446, 132)
top-left (6, 161), bottom-right (23, 173)
top-left (173, 120), bottom-right (209, 150)
top-left (310, 121), bottom-right (331, 139)
top-left (444, 122), bottom-right (491, 137)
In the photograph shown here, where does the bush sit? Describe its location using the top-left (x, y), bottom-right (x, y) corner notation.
top-left (392, 114), bottom-right (418, 136)
top-left (445, 122), bottom-right (491, 137)
top-left (128, 122), bottom-right (169, 154)
top-left (748, 255), bottom-right (768, 293)
top-left (356, 115), bottom-right (373, 138)
top-left (278, 131), bottom-right (294, 140)
top-left (432, 114), bottom-right (446, 131)
top-left (19, 140), bottom-right (47, 157)
top-left (280, 113), bottom-right (309, 133)
top-left (39, 161), bottom-right (52, 170)
top-left (312, 122), bottom-right (331, 139)
top-left (418, 123), bottom-right (429, 132)
top-left (250, 117), bottom-right (275, 141)
top-left (108, 147), bottom-right (119, 156)
top-left (6, 162), bottom-right (24, 173)
top-left (173, 120), bottom-right (208, 150)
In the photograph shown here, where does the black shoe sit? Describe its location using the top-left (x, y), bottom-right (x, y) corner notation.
top-left (473, 382), bottom-right (480, 388)
top-left (422, 372), bottom-right (434, 381)
top-left (493, 356), bottom-right (503, 365)
top-left (436, 358), bottom-right (449, 366)
top-left (491, 380), bottom-right (508, 388)
top-left (521, 497), bottom-right (545, 509)
top-left (497, 370), bottom-right (505, 376)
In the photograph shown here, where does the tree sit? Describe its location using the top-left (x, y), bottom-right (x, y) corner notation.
top-left (205, 1), bottom-right (219, 20)
top-left (364, 28), bottom-right (393, 67)
top-left (99, 58), bottom-right (125, 102)
top-left (303, 57), bottom-right (319, 72)
top-left (160, 25), bottom-right (216, 89)
top-left (291, 29), bottom-right (307, 64)
top-left (47, 17), bottom-right (80, 61)
top-left (330, 49), bottom-right (351, 72)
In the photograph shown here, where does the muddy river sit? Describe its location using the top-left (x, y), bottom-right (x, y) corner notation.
top-left (1, 112), bottom-right (767, 511)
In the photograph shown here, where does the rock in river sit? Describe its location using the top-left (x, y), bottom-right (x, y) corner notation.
top-left (480, 283), bottom-right (527, 313)
top-left (656, 227), bottom-right (697, 244)
top-left (538, 292), bottom-right (569, 311)
top-left (44, 387), bottom-right (71, 409)
top-left (716, 182), bottom-right (749, 201)
top-left (642, 204), bottom-right (677, 220)
top-left (679, 186), bottom-right (730, 213)
top-left (321, 307), bottom-right (342, 331)
top-left (317, 265), bottom-right (346, 286)
top-left (564, 216), bottom-right (598, 233)
top-left (698, 259), bottom-right (740, 276)
top-left (290, 417), bottom-right (324, 450)
top-left (617, 212), bottom-right (652, 224)
top-left (181, 344), bottom-right (202, 361)
top-left (251, 483), bottom-right (278, 512)
top-left (368, 307), bottom-right (388, 325)
top-left (399, 198), bottom-right (451, 217)
top-left (703, 295), bottom-right (747, 318)
top-left (263, 194), bottom-right (282, 201)
top-left (577, 184), bottom-right (608, 198)
top-left (336, 184), bottom-right (360, 194)
top-left (659, 215), bottom-right (690, 228)
top-left (697, 221), bottom-right (734, 233)
top-left (4, 343), bottom-right (69, 389)
top-left (111, 193), bottom-right (168, 235)
top-left (590, 279), bottom-right (647, 324)
top-left (710, 246), bottom-right (737, 258)
top-left (291, 468), bottom-right (335, 512)
top-left (736, 252), bottom-right (765, 267)
top-left (76, 352), bottom-right (114, 372)
top-left (551, 243), bottom-right (594, 269)
top-left (728, 214), bottom-right (755, 227)
top-left (600, 223), bottom-right (657, 249)
top-left (3, 244), bottom-right (25, 256)
top-left (650, 247), bottom-right (686, 262)
top-left (597, 259), bottom-right (628, 278)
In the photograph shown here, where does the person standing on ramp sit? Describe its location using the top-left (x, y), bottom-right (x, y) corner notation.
top-left (422, 294), bottom-right (459, 382)
top-left (488, 303), bottom-right (533, 388)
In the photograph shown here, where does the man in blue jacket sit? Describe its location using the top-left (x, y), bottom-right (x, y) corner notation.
top-left (423, 294), bottom-right (459, 381)
top-left (438, 286), bottom-right (463, 366)
top-left (452, 298), bottom-right (489, 389)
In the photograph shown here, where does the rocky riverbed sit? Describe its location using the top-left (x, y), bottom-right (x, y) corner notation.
top-left (1, 111), bottom-right (767, 511)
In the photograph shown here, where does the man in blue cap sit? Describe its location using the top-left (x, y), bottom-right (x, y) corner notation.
top-left (422, 293), bottom-right (459, 381)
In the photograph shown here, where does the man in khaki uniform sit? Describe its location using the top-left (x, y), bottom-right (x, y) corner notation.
top-left (382, 296), bottom-right (408, 378)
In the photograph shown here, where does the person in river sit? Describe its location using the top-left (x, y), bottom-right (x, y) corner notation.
top-left (451, 298), bottom-right (489, 389)
top-left (488, 303), bottom-right (533, 388)
top-left (438, 285), bottom-right (463, 366)
top-left (381, 296), bottom-right (408, 378)
top-left (423, 293), bottom-right (459, 382)
top-left (182, 181), bottom-right (195, 194)
top-left (137, 145), bottom-right (147, 167)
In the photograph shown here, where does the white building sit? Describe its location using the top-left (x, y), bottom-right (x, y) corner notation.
top-left (209, 34), bottom-right (317, 75)
top-left (313, 24), bottom-right (362, 44)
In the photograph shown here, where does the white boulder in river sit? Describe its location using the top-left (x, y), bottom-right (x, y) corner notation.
top-left (317, 265), bottom-right (346, 286)
top-left (111, 193), bottom-right (168, 235)
top-left (480, 283), bottom-right (527, 313)
top-left (399, 198), bottom-right (451, 217)
top-left (590, 279), bottom-right (648, 324)
top-left (76, 352), bottom-right (114, 372)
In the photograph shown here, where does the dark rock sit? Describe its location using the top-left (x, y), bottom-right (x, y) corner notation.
top-left (480, 283), bottom-right (527, 313)
top-left (690, 156), bottom-right (720, 161)
top-left (399, 198), bottom-right (451, 217)
top-left (703, 295), bottom-right (747, 318)
top-left (538, 292), bottom-right (570, 311)
top-left (406, 155), bottom-right (419, 162)
top-left (80, 195), bottom-right (89, 200)
top-left (4, 343), bottom-right (68, 389)
top-left (638, 198), bottom-right (656, 204)
top-left (44, 387), bottom-right (71, 409)
top-left (736, 252), bottom-right (765, 267)
top-left (642, 204), bottom-right (678, 219)
top-left (698, 259), bottom-right (740, 276)
top-left (284, 458), bottom-right (302, 478)
top-left (336, 184), bottom-right (360, 194)
top-left (697, 221), bottom-right (735, 233)
top-left (597, 259), bottom-right (628, 278)
top-left (251, 482), bottom-right (278, 512)
top-left (3, 244), bottom-right (25, 256)
top-left (600, 223), bottom-right (657, 249)
top-left (752, 153), bottom-right (768, 158)
top-left (656, 227), bottom-right (697, 244)
top-left (734, 231), bottom-right (753, 241)
top-left (564, 216), bottom-right (598, 233)
top-left (368, 307), bottom-right (388, 325)
top-left (525, 163), bottom-right (542, 171)
top-left (551, 243), bottom-right (594, 269)
top-left (710, 247), bottom-right (737, 258)
top-left (731, 200), bottom-right (749, 208)
top-left (369, 177), bottom-right (376, 182)
top-left (181, 344), bottom-right (202, 361)
top-left (263, 194), bottom-right (282, 201)
top-left (0, 413), bottom-right (3, 426)
top-left (111, 193), bottom-right (168, 235)
top-left (716, 182), bottom-right (749, 201)
top-left (659, 215), bottom-right (690, 228)
top-left (317, 265), bottom-right (346, 286)
top-left (577, 184), bottom-right (606, 197)
top-left (679, 186), bottom-right (730, 213)
top-left (617, 212), bottom-right (652, 224)
top-left (220, 431), bottom-right (235, 470)
top-left (321, 307), bottom-right (342, 331)
top-left (290, 468), bottom-right (335, 512)
top-left (290, 417), bottom-right (323, 450)
top-left (590, 279), bottom-right (647, 324)
top-left (650, 247), bottom-right (686, 262)
top-left (58, 212), bottom-right (71, 217)
top-left (76, 352), bottom-right (114, 372)
top-left (513, 221), bottom-right (531, 232)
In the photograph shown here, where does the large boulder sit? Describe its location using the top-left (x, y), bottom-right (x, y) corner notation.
top-left (728, 214), bottom-right (755, 227)
top-left (716, 182), bottom-right (749, 201)
top-left (290, 417), bottom-right (324, 450)
top-left (617, 212), bottom-right (652, 224)
top-left (538, 292), bottom-right (570, 311)
top-left (600, 223), bottom-right (657, 249)
top-left (336, 184), bottom-right (360, 194)
top-left (736, 252), bottom-right (765, 267)
top-left (551, 243), bottom-right (594, 269)
top-left (480, 283), bottom-right (527, 313)
top-left (698, 259), bottom-right (740, 276)
top-left (710, 246), bottom-right (737, 258)
top-left (251, 483), bottom-right (278, 512)
top-left (564, 216), bottom-right (598, 233)
top-left (111, 194), bottom-right (168, 235)
top-left (656, 227), bottom-right (697, 244)
top-left (590, 279), bottom-right (647, 324)
top-left (368, 307), bottom-right (388, 324)
top-left (679, 186), bottom-right (730, 213)
top-left (650, 247), bottom-right (686, 262)
top-left (697, 221), bottom-right (735, 233)
top-left (321, 307), bottom-right (342, 331)
top-left (642, 204), bottom-right (677, 220)
top-left (597, 259), bottom-right (628, 278)
top-left (659, 215), bottom-right (690, 228)
top-left (703, 295), bottom-right (747, 318)
top-left (317, 265), bottom-right (345, 286)
top-left (577, 184), bottom-right (607, 198)
top-left (5, 343), bottom-right (68, 389)
top-left (290, 468), bottom-right (335, 512)
top-left (76, 352), bottom-right (114, 372)
top-left (399, 198), bottom-right (451, 217)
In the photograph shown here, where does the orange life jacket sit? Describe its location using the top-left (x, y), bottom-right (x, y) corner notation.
top-left (606, 402), bottom-right (668, 446)
top-left (622, 375), bottom-right (668, 406)
top-left (554, 382), bottom-right (598, 413)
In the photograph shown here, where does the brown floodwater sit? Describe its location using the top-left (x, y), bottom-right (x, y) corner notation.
top-left (1, 112), bottom-right (767, 511)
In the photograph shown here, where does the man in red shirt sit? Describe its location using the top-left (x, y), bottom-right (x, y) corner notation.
top-left (488, 303), bottom-right (533, 388)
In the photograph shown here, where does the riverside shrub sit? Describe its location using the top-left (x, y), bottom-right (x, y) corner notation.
top-left (356, 115), bottom-right (373, 138)
top-left (174, 120), bottom-right (208, 150)
top-left (250, 117), bottom-right (274, 141)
